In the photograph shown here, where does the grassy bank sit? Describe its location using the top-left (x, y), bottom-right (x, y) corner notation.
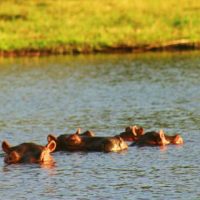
top-left (1, 0), bottom-right (200, 55)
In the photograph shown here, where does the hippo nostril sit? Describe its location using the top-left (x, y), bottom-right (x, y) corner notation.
top-left (5, 151), bottom-right (20, 164)
top-left (4, 156), bottom-right (12, 164)
top-left (4, 157), bottom-right (8, 163)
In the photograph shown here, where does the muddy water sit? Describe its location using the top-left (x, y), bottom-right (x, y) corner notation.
top-left (0, 52), bottom-right (200, 199)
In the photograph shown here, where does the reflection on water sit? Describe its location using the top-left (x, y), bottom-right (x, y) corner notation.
top-left (0, 52), bottom-right (200, 199)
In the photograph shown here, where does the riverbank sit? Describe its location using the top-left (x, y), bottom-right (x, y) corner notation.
top-left (1, 40), bottom-right (200, 57)
top-left (1, 0), bottom-right (200, 56)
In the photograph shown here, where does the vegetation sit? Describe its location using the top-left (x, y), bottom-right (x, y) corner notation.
top-left (0, 0), bottom-right (200, 54)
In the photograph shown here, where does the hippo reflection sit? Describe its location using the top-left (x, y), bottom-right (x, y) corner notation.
top-left (48, 129), bottom-right (128, 152)
top-left (2, 140), bottom-right (56, 164)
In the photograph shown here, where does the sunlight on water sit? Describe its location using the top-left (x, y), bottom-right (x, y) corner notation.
top-left (0, 52), bottom-right (200, 199)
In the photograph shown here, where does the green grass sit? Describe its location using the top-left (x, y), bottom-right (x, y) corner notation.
top-left (0, 0), bottom-right (200, 52)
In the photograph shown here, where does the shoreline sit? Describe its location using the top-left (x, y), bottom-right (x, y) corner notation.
top-left (1, 40), bottom-right (200, 57)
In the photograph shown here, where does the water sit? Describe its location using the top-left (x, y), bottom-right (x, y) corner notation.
top-left (0, 52), bottom-right (200, 199)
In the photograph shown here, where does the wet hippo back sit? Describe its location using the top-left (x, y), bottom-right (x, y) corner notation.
top-left (82, 136), bottom-right (128, 152)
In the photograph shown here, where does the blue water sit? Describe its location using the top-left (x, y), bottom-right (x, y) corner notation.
top-left (0, 52), bottom-right (200, 199)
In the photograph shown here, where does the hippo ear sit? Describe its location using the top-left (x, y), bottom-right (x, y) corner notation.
top-left (47, 134), bottom-right (57, 143)
top-left (75, 128), bottom-right (81, 135)
top-left (133, 126), bottom-right (141, 136)
top-left (133, 126), bottom-right (144, 136)
top-left (2, 141), bottom-right (11, 153)
top-left (46, 140), bottom-right (56, 153)
top-left (131, 126), bottom-right (136, 136)
top-left (159, 129), bottom-right (165, 138)
top-left (159, 129), bottom-right (169, 145)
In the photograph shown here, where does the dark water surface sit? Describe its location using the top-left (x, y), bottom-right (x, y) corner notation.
top-left (0, 52), bottom-right (200, 199)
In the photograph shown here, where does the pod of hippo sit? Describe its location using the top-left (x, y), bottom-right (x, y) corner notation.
top-left (1, 125), bottom-right (184, 164)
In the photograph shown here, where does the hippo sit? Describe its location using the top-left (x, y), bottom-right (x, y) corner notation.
top-left (2, 140), bottom-right (56, 164)
top-left (131, 130), bottom-right (170, 146)
top-left (48, 129), bottom-right (128, 152)
top-left (47, 128), bottom-right (95, 152)
top-left (119, 125), bottom-right (145, 141)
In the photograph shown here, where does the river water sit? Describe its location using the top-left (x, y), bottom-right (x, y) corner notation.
top-left (0, 52), bottom-right (200, 199)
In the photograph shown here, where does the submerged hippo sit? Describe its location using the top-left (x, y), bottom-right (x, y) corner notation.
top-left (131, 130), bottom-right (170, 146)
top-left (2, 140), bottom-right (56, 164)
top-left (48, 129), bottom-right (128, 152)
top-left (47, 128), bottom-right (95, 151)
top-left (121, 125), bottom-right (184, 146)
top-left (164, 134), bottom-right (184, 144)
top-left (119, 125), bottom-right (145, 141)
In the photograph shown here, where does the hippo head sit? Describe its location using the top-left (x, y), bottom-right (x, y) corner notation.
top-left (165, 134), bottom-right (184, 144)
top-left (120, 125), bottom-right (144, 141)
top-left (145, 130), bottom-right (170, 146)
top-left (47, 128), bottom-right (84, 151)
top-left (136, 130), bottom-right (170, 146)
top-left (2, 140), bottom-right (56, 164)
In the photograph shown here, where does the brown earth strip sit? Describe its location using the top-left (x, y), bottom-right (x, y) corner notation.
top-left (1, 40), bottom-right (200, 57)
